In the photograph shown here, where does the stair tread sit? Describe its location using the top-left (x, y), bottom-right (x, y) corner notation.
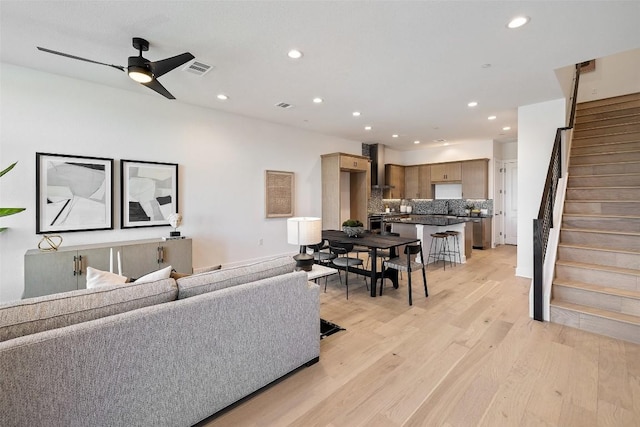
top-left (567, 185), bottom-right (640, 189)
top-left (568, 172), bottom-right (640, 178)
top-left (571, 140), bottom-right (640, 148)
top-left (558, 242), bottom-right (640, 255)
top-left (555, 259), bottom-right (640, 276)
top-left (562, 226), bottom-right (640, 236)
top-left (577, 111), bottom-right (640, 122)
top-left (563, 213), bottom-right (640, 219)
top-left (550, 300), bottom-right (640, 325)
top-left (553, 279), bottom-right (640, 299)
top-left (569, 160), bottom-right (640, 167)
top-left (571, 149), bottom-right (640, 158)
top-left (573, 130), bottom-right (640, 140)
top-left (564, 199), bottom-right (640, 203)
top-left (574, 119), bottom-right (640, 131)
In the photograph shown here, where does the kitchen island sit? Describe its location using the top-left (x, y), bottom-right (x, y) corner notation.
top-left (384, 215), bottom-right (468, 264)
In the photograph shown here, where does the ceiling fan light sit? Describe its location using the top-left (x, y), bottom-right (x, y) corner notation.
top-left (128, 66), bottom-right (153, 83)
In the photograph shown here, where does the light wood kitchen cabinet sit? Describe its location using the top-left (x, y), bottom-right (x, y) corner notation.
top-left (430, 162), bottom-right (462, 182)
top-left (321, 152), bottom-right (371, 230)
top-left (339, 155), bottom-right (368, 171)
top-left (404, 165), bottom-right (419, 198)
top-left (384, 164), bottom-right (405, 199)
top-left (405, 164), bottom-right (432, 199)
top-left (418, 164), bottom-right (432, 198)
top-left (462, 159), bottom-right (489, 199)
top-left (24, 238), bottom-right (193, 298)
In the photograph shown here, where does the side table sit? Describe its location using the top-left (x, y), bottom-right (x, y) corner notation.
top-left (306, 264), bottom-right (338, 283)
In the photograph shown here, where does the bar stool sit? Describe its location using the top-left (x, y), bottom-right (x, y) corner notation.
top-left (444, 230), bottom-right (462, 266)
top-left (427, 233), bottom-right (453, 270)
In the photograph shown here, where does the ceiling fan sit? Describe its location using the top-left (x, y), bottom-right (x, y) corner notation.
top-left (37, 37), bottom-right (195, 99)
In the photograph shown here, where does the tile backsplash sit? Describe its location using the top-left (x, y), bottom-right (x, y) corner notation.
top-left (370, 190), bottom-right (493, 216)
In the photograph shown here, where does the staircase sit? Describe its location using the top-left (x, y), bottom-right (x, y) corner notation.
top-left (550, 92), bottom-right (640, 344)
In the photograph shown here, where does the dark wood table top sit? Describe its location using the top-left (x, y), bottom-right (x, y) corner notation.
top-left (322, 230), bottom-right (419, 249)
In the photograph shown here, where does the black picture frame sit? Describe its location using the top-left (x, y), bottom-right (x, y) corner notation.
top-left (36, 152), bottom-right (114, 233)
top-left (121, 159), bottom-right (179, 229)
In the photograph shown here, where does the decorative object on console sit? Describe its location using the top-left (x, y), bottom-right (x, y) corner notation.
top-left (342, 219), bottom-right (365, 237)
top-left (121, 159), bottom-right (178, 229)
top-left (168, 212), bottom-right (182, 238)
top-left (265, 170), bottom-right (294, 218)
top-left (36, 153), bottom-right (114, 233)
top-left (37, 235), bottom-right (62, 252)
top-left (287, 217), bottom-right (322, 271)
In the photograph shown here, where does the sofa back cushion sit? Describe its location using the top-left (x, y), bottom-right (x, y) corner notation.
top-left (0, 278), bottom-right (177, 342)
top-left (177, 256), bottom-right (295, 299)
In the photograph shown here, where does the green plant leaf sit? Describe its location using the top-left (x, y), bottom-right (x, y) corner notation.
top-left (0, 162), bottom-right (18, 178)
top-left (0, 207), bottom-right (25, 218)
top-left (0, 227), bottom-right (7, 233)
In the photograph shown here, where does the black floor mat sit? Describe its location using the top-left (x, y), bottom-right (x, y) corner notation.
top-left (320, 319), bottom-right (344, 339)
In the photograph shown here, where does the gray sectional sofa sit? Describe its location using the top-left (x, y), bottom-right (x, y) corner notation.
top-left (0, 256), bottom-right (320, 427)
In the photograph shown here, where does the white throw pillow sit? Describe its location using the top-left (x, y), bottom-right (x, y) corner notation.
top-left (86, 267), bottom-right (128, 289)
top-left (135, 265), bottom-right (172, 284)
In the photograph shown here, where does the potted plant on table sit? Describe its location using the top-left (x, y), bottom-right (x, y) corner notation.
top-left (342, 219), bottom-right (365, 237)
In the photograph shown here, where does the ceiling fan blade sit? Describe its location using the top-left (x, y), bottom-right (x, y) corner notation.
top-left (141, 78), bottom-right (175, 99)
top-left (150, 52), bottom-right (195, 78)
top-left (37, 47), bottom-right (125, 72)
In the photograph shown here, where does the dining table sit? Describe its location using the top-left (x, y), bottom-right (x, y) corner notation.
top-left (322, 229), bottom-right (420, 297)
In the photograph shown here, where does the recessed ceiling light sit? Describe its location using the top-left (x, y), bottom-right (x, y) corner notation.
top-left (507, 16), bottom-right (530, 29)
top-left (502, 126), bottom-right (511, 131)
top-left (443, 142), bottom-right (449, 146)
top-left (488, 115), bottom-right (497, 120)
top-left (216, 94), bottom-right (228, 100)
top-left (352, 111), bottom-right (361, 117)
top-left (287, 49), bottom-right (303, 59)
top-left (364, 126), bottom-right (372, 130)
top-left (467, 101), bottom-right (478, 107)
top-left (313, 97), bottom-right (323, 104)
top-left (414, 140), bottom-right (420, 144)
top-left (392, 134), bottom-right (399, 138)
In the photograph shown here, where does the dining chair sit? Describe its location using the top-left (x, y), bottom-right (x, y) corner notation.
top-left (329, 240), bottom-right (366, 299)
top-left (380, 243), bottom-right (428, 306)
top-left (308, 240), bottom-right (337, 266)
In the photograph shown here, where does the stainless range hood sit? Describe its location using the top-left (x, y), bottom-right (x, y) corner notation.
top-left (367, 143), bottom-right (394, 189)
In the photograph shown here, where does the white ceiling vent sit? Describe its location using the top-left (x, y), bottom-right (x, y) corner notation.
top-left (183, 60), bottom-right (214, 76)
top-left (275, 102), bottom-right (293, 109)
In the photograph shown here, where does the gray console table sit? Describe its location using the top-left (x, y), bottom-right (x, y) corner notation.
top-left (24, 238), bottom-right (192, 298)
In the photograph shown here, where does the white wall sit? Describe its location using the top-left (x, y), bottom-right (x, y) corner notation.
top-left (0, 63), bottom-right (362, 302)
top-left (577, 47), bottom-right (640, 103)
top-left (501, 141), bottom-right (518, 160)
top-left (516, 98), bottom-right (566, 278)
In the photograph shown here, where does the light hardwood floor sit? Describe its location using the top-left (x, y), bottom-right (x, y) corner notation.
top-left (201, 245), bottom-right (640, 427)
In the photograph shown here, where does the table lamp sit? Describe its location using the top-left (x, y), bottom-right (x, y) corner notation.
top-left (287, 217), bottom-right (322, 272)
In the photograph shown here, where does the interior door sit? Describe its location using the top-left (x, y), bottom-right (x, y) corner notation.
top-left (504, 160), bottom-right (518, 245)
top-left (493, 159), bottom-right (505, 246)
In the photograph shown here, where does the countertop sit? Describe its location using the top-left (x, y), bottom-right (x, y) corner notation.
top-left (383, 215), bottom-right (467, 226)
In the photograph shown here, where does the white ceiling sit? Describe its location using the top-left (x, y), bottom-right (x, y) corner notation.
top-left (1, 1), bottom-right (639, 150)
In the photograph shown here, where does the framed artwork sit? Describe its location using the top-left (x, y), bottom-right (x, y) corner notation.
top-left (265, 170), bottom-right (294, 218)
top-left (36, 152), bottom-right (114, 233)
top-left (121, 159), bottom-right (178, 228)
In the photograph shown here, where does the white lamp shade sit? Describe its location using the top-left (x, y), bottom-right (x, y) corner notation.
top-left (287, 217), bottom-right (322, 246)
